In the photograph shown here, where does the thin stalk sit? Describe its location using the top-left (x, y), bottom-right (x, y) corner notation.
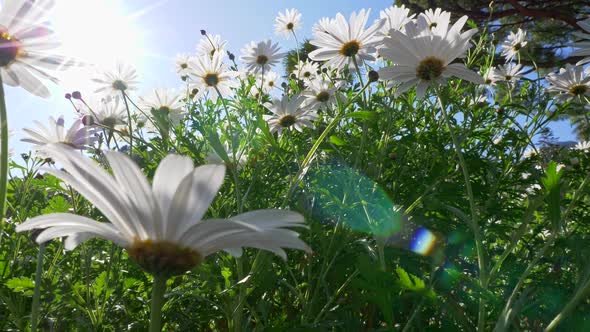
top-left (214, 86), bottom-right (242, 213)
top-left (545, 275), bottom-right (590, 331)
top-left (149, 274), bottom-right (167, 332)
top-left (352, 56), bottom-right (369, 169)
top-left (435, 90), bottom-right (487, 331)
top-left (292, 30), bottom-right (301, 65)
top-left (121, 91), bottom-right (133, 156)
top-left (282, 83), bottom-right (370, 206)
top-left (30, 242), bottom-right (46, 332)
top-left (0, 74), bottom-right (8, 236)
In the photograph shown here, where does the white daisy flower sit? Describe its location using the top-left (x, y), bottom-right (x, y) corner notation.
top-left (308, 9), bottom-right (385, 70)
top-left (16, 143), bottom-right (311, 277)
top-left (79, 96), bottom-right (127, 129)
top-left (545, 64), bottom-right (590, 102)
top-left (377, 5), bottom-right (415, 35)
top-left (0, 0), bottom-right (75, 97)
top-left (206, 141), bottom-right (248, 170)
top-left (571, 18), bottom-right (590, 65)
top-left (264, 95), bottom-right (318, 134)
top-left (274, 8), bottom-right (302, 38)
top-left (312, 17), bottom-right (335, 34)
top-left (500, 28), bottom-right (528, 62)
top-left (575, 141), bottom-right (590, 151)
top-left (196, 34), bottom-right (228, 58)
top-left (378, 13), bottom-right (483, 99)
top-left (483, 67), bottom-right (502, 86)
top-left (240, 40), bottom-right (285, 74)
top-left (92, 63), bottom-right (139, 97)
top-left (293, 60), bottom-right (319, 83)
top-left (420, 8), bottom-right (451, 34)
top-left (139, 88), bottom-right (186, 130)
top-left (302, 78), bottom-right (339, 111)
top-left (175, 53), bottom-right (193, 80)
top-left (22, 116), bottom-right (96, 150)
top-left (253, 71), bottom-right (280, 94)
top-left (189, 53), bottom-right (239, 101)
top-left (496, 63), bottom-right (525, 82)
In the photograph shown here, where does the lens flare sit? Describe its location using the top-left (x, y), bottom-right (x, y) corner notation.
top-left (409, 227), bottom-right (437, 256)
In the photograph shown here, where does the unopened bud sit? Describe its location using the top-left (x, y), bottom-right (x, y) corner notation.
top-left (200, 30), bottom-right (207, 36)
top-left (81, 115), bottom-right (95, 126)
top-left (72, 91), bottom-right (82, 100)
top-left (65, 93), bottom-right (72, 100)
top-left (368, 70), bottom-right (379, 83)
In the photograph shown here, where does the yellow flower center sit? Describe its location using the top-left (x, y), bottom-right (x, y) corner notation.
top-left (180, 63), bottom-right (188, 69)
top-left (416, 57), bottom-right (445, 81)
top-left (112, 80), bottom-right (128, 91)
top-left (513, 42), bottom-right (522, 51)
top-left (316, 91), bottom-right (330, 102)
top-left (279, 114), bottom-right (297, 127)
top-left (256, 55), bottom-right (269, 65)
top-left (339, 40), bottom-right (361, 57)
top-left (204, 73), bottom-right (219, 86)
top-left (128, 239), bottom-right (202, 277)
top-left (286, 22), bottom-right (294, 30)
top-left (570, 84), bottom-right (588, 96)
top-left (0, 29), bottom-right (21, 67)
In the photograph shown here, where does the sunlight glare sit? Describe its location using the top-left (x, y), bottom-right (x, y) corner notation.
top-left (52, 0), bottom-right (144, 91)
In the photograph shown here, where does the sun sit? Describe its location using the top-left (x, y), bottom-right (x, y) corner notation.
top-left (52, 0), bottom-right (145, 90)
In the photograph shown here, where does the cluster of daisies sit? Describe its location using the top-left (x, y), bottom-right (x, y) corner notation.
top-left (5, 2), bottom-right (590, 274)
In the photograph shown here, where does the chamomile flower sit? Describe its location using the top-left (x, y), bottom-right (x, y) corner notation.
top-left (302, 78), bottom-right (339, 111)
top-left (275, 8), bottom-right (302, 38)
top-left (92, 63), bottom-right (139, 97)
top-left (253, 71), bottom-right (280, 94)
top-left (571, 18), bottom-right (590, 65)
top-left (17, 143), bottom-right (311, 277)
top-left (377, 5), bottom-right (415, 35)
top-left (80, 96), bottom-right (127, 129)
top-left (175, 53), bottom-right (193, 80)
top-left (264, 95), bottom-right (318, 134)
top-left (0, 0), bottom-right (75, 97)
top-left (500, 28), bottom-right (528, 61)
top-left (240, 40), bottom-right (285, 74)
top-left (496, 63), bottom-right (525, 82)
top-left (189, 53), bottom-right (239, 101)
top-left (420, 8), bottom-right (451, 33)
top-left (22, 116), bottom-right (96, 150)
top-left (312, 17), bottom-right (335, 34)
top-left (139, 88), bottom-right (186, 129)
top-left (293, 60), bottom-right (319, 83)
top-left (545, 64), bottom-right (590, 102)
top-left (308, 9), bottom-right (385, 70)
top-left (378, 13), bottom-right (483, 99)
top-left (196, 34), bottom-right (228, 58)
top-left (482, 67), bottom-right (501, 86)
top-left (575, 140), bottom-right (590, 151)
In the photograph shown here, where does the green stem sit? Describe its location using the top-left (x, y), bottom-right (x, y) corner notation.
top-left (121, 91), bottom-right (134, 157)
top-left (544, 276), bottom-right (590, 331)
top-left (435, 90), bottom-right (487, 331)
top-left (282, 83), bottom-right (370, 207)
top-left (0, 73), bottom-right (8, 238)
top-left (149, 275), bottom-right (167, 332)
top-left (31, 242), bottom-right (46, 332)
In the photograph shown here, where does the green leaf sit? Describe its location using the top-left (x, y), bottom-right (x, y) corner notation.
top-left (541, 161), bottom-right (563, 232)
top-left (345, 111), bottom-right (377, 121)
top-left (41, 195), bottom-right (71, 214)
top-left (6, 276), bottom-right (35, 296)
top-left (329, 135), bottom-right (346, 146)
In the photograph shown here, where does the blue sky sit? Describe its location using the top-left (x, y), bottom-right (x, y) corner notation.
top-left (4, 0), bottom-right (576, 155)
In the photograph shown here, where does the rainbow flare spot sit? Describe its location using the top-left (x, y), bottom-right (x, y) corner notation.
top-left (409, 227), bottom-right (437, 256)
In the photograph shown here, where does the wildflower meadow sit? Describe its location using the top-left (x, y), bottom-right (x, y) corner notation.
top-left (2, 0), bottom-right (590, 331)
